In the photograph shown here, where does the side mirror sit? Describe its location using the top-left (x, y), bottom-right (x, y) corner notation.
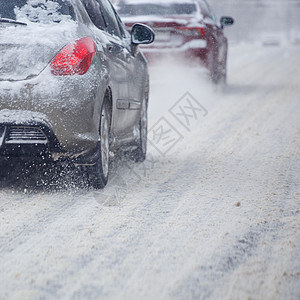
top-left (220, 16), bottom-right (234, 29)
top-left (131, 23), bottom-right (155, 45)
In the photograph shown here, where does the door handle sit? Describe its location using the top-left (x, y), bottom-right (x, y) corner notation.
top-left (107, 43), bottom-right (123, 54)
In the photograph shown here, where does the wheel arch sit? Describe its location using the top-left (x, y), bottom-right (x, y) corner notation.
top-left (103, 87), bottom-right (113, 129)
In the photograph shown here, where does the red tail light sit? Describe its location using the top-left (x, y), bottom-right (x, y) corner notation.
top-left (175, 27), bottom-right (206, 37)
top-left (51, 37), bottom-right (96, 76)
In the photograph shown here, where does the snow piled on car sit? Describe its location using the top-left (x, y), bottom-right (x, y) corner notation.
top-left (15, 0), bottom-right (73, 24)
top-left (0, 22), bottom-right (78, 81)
top-left (0, 109), bottom-right (52, 127)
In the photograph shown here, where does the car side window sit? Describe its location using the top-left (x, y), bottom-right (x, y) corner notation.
top-left (115, 10), bottom-right (130, 39)
top-left (114, 6), bottom-right (128, 38)
top-left (82, 0), bottom-right (106, 30)
top-left (95, 0), bottom-right (122, 38)
top-left (199, 0), bottom-right (215, 21)
top-left (206, 1), bottom-right (217, 22)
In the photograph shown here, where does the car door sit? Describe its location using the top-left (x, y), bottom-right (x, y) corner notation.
top-left (114, 9), bottom-right (147, 134)
top-left (84, 0), bottom-right (137, 143)
top-left (99, 0), bottom-right (147, 145)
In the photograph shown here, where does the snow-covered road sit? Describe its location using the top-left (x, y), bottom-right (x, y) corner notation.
top-left (0, 45), bottom-right (299, 299)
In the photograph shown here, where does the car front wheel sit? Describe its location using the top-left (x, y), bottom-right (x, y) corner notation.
top-left (131, 96), bottom-right (148, 163)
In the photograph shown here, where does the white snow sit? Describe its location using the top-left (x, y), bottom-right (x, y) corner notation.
top-left (0, 21), bottom-right (78, 81)
top-left (120, 0), bottom-right (198, 5)
top-left (0, 109), bottom-right (52, 126)
top-left (121, 15), bottom-right (191, 24)
top-left (0, 44), bottom-right (299, 299)
top-left (15, 0), bottom-right (73, 24)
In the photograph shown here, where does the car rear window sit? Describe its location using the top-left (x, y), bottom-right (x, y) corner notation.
top-left (0, 0), bottom-right (76, 23)
top-left (118, 2), bottom-right (197, 17)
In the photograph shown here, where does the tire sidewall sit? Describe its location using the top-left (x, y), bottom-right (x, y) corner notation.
top-left (88, 101), bottom-right (110, 189)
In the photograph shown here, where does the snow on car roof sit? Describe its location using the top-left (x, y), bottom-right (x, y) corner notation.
top-left (120, 0), bottom-right (195, 4)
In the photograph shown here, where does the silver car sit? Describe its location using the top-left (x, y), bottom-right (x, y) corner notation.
top-left (0, 0), bottom-right (154, 188)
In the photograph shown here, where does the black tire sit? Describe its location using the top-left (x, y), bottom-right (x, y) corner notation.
top-left (209, 48), bottom-right (227, 86)
top-left (87, 101), bottom-right (110, 189)
top-left (0, 159), bottom-right (6, 179)
top-left (132, 97), bottom-right (148, 163)
top-left (218, 64), bottom-right (227, 89)
top-left (218, 50), bottom-right (228, 87)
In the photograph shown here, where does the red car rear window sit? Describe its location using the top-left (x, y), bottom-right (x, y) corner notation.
top-left (118, 2), bottom-right (197, 16)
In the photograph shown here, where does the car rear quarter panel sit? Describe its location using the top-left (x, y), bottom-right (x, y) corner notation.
top-left (0, 58), bottom-right (107, 156)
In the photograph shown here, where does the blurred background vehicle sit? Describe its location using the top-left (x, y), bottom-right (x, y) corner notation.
top-left (116, 0), bottom-right (234, 84)
top-left (0, 0), bottom-right (154, 188)
top-left (208, 0), bottom-right (300, 45)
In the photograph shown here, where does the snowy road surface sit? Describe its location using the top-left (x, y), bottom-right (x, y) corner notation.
top-left (0, 45), bottom-right (299, 299)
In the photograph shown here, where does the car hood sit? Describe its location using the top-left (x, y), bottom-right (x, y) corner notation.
top-left (0, 21), bottom-right (78, 81)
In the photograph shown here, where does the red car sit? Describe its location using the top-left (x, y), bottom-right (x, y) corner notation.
top-left (116, 0), bottom-right (234, 83)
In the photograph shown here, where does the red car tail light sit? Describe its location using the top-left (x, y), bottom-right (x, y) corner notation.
top-left (175, 27), bottom-right (206, 37)
top-left (50, 37), bottom-right (96, 76)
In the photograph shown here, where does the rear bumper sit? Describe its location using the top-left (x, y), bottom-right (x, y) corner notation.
top-left (140, 40), bottom-right (208, 65)
top-left (144, 39), bottom-right (207, 52)
top-left (0, 119), bottom-right (62, 158)
top-left (0, 64), bottom-right (105, 164)
top-left (0, 118), bottom-right (101, 165)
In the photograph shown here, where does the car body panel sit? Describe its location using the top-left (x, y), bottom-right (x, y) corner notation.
top-left (0, 0), bottom-right (150, 164)
top-left (117, 0), bottom-right (231, 80)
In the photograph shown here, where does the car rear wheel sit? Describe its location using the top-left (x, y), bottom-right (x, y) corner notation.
top-left (218, 65), bottom-right (227, 87)
top-left (209, 49), bottom-right (227, 86)
top-left (87, 101), bottom-right (110, 189)
top-left (219, 50), bottom-right (228, 86)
